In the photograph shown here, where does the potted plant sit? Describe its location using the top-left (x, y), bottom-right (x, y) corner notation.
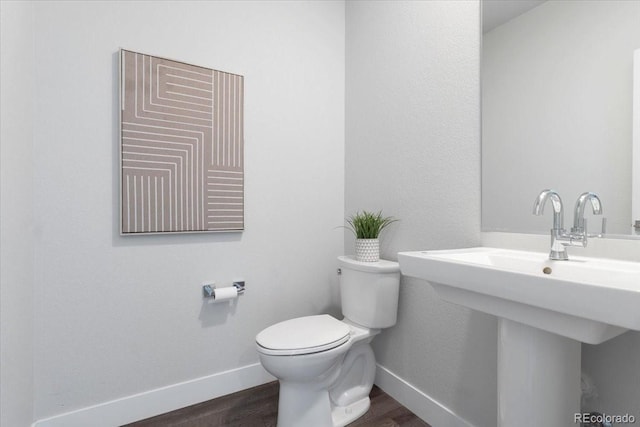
top-left (345, 210), bottom-right (397, 262)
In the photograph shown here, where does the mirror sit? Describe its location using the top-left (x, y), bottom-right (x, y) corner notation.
top-left (481, 0), bottom-right (640, 237)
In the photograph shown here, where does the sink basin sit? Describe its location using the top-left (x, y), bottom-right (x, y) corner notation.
top-left (398, 247), bottom-right (640, 344)
top-left (398, 246), bottom-right (640, 426)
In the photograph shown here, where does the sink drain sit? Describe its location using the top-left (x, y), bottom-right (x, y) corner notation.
top-left (542, 267), bottom-right (552, 275)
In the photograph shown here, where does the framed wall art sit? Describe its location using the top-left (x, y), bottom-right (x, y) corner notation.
top-left (120, 49), bottom-right (244, 234)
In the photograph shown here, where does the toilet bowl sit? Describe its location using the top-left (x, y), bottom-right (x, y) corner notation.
top-left (256, 256), bottom-right (400, 427)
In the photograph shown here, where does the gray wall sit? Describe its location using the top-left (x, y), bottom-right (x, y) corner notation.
top-left (346, 1), bottom-right (496, 426)
top-left (0, 1), bottom-right (35, 426)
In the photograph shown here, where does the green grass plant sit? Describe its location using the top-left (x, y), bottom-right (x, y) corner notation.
top-left (345, 210), bottom-right (397, 239)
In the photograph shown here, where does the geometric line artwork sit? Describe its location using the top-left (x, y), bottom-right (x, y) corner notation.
top-left (120, 49), bottom-right (244, 233)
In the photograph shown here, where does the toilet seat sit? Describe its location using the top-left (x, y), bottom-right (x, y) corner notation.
top-left (256, 314), bottom-right (350, 356)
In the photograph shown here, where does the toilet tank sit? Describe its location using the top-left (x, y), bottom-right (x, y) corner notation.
top-left (338, 256), bottom-right (401, 329)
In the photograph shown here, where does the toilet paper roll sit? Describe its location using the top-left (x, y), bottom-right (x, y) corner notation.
top-left (213, 286), bottom-right (238, 302)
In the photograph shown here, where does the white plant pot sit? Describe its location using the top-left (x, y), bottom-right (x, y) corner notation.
top-left (355, 238), bottom-right (380, 262)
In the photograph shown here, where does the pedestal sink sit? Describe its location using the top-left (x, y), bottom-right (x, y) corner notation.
top-left (398, 247), bottom-right (640, 427)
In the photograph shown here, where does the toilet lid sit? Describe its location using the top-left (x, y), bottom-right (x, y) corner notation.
top-left (256, 315), bottom-right (350, 356)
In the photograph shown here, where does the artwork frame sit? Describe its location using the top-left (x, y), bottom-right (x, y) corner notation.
top-left (119, 49), bottom-right (244, 235)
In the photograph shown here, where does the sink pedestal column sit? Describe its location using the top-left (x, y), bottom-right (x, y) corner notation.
top-left (498, 319), bottom-right (581, 427)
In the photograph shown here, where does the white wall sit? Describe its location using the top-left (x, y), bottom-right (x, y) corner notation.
top-left (0, 1), bottom-right (36, 426)
top-left (23, 0), bottom-right (345, 421)
top-left (483, 1), bottom-right (640, 235)
top-left (345, 2), bottom-right (496, 426)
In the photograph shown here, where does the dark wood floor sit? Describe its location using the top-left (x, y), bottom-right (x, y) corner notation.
top-left (124, 382), bottom-right (431, 427)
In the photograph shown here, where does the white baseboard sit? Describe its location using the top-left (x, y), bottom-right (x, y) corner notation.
top-left (375, 364), bottom-right (476, 427)
top-left (33, 363), bottom-right (275, 427)
top-left (32, 361), bottom-right (473, 427)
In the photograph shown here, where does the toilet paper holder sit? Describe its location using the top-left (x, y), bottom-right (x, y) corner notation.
top-left (202, 281), bottom-right (245, 299)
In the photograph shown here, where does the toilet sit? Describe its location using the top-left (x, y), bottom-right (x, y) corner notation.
top-left (255, 256), bottom-right (401, 427)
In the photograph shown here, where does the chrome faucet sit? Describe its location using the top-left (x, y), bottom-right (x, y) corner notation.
top-left (571, 192), bottom-right (603, 236)
top-left (533, 189), bottom-right (590, 260)
top-left (533, 189), bottom-right (564, 231)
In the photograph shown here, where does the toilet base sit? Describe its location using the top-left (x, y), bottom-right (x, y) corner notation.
top-left (262, 320), bottom-right (381, 427)
top-left (331, 397), bottom-right (370, 427)
top-left (277, 381), bottom-right (334, 427)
